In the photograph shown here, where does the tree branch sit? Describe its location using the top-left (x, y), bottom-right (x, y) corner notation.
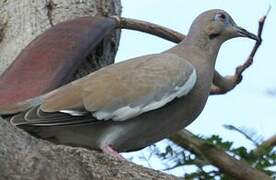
top-left (169, 129), bottom-right (271, 180)
top-left (111, 16), bottom-right (185, 43)
top-left (254, 135), bottom-right (276, 156)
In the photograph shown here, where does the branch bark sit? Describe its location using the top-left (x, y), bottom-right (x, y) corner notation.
top-left (111, 16), bottom-right (185, 43)
top-left (170, 130), bottom-right (271, 180)
top-left (254, 135), bottom-right (276, 156)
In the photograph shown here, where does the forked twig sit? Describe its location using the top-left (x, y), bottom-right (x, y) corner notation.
top-left (235, 7), bottom-right (270, 79)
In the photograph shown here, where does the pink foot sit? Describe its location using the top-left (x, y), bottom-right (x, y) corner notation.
top-left (101, 145), bottom-right (125, 160)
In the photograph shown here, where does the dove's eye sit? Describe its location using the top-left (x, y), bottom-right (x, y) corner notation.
top-left (215, 13), bottom-right (226, 22)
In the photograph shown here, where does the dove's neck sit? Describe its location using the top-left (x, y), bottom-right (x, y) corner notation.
top-left (168, 32), bottom-right (224, 68)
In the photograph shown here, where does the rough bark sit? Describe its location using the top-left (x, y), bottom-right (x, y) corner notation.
top-left (0, 0), bottom-right (177, 179)
top-left (254, 135), bottom-right (276, 156)
top-left (0, 0), bottom-right (121, 75)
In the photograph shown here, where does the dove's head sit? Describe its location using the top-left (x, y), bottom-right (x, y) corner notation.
top-left (187, 9), bottom-right (259, 43)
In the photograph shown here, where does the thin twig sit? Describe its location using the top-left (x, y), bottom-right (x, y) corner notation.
top-left (224, 125), bottom-right (260, 146)
top-left (235, 11), bottom-right (268, 77)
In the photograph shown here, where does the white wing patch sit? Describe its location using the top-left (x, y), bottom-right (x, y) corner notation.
top-left (59, 110), bottom-right (87, 116)
top-left (176, 68), bottom-right (197, 97)
top-left (93, 106), bottom-right (141, 121)
top-left (93, 69), bottom-right (197, 121)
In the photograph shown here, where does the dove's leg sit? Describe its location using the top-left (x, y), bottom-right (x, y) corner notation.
top-left (101, 145), bottom-right (125, 160)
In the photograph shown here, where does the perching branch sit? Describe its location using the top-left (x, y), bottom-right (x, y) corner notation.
top-left (111, 16), bottom-right (185, 43)
top-left (169, 129), bottom-right (271, 180)
top-left (254, 134), bottom-right (276, 156)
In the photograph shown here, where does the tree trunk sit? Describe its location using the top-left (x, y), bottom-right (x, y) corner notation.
top-left (0, 0), bottom-right (122, 75)
top-left (0, 0), bottom-right (177, 179)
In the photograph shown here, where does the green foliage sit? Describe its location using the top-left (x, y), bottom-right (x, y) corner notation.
top-left (150, 125), bottom-right (275, 179)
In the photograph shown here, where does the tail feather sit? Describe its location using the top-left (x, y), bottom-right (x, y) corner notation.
top-left (10, 113), bottom-right (27, 126)
top-left (24, 106), bottom-right (71, 121)
top-left (2, 95), bottom-right (95, 127)
top-left (11, 110), bottom-right (93, 127)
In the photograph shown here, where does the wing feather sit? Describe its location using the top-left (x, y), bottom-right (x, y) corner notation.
top-left (9, 53), bottom-right (197, 126)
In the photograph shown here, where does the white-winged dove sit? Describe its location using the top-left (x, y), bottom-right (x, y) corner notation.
top-left (0, 9), bottom-right (258, 158)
